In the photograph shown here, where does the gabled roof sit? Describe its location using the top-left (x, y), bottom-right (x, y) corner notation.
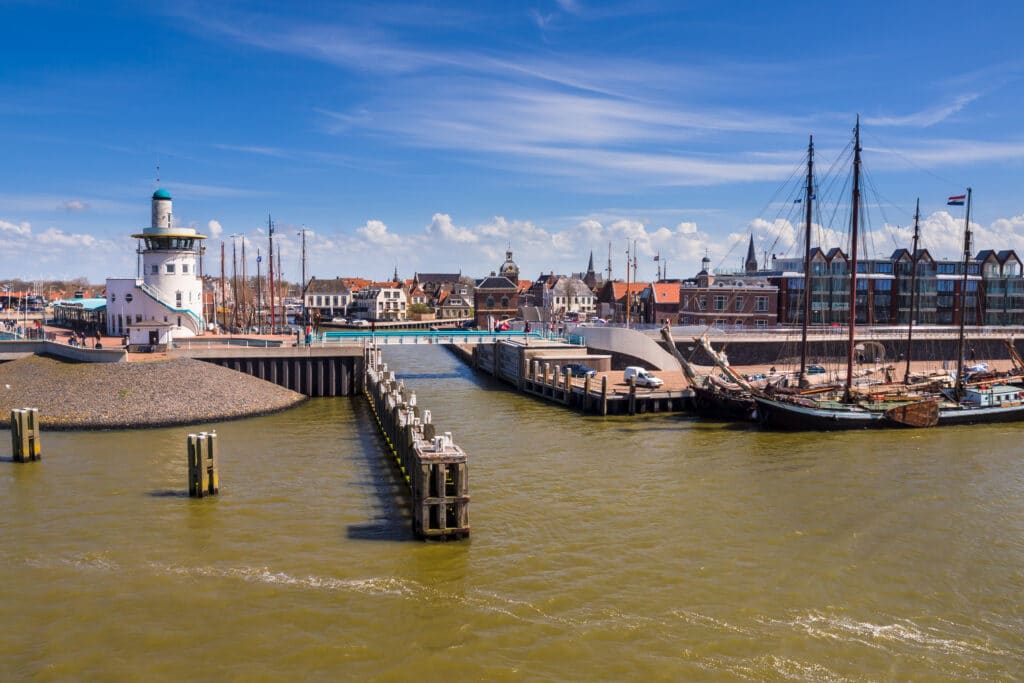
top-left (998, 250), bottom-right (1021, 264)
top-left (339, 277), bottom-right (372, 291)
top-left (649, 282), bottom-right (680, 304)
top-left (825, 247), bottom-right (846, 261)
top-left (415, 272), bottom-right (462, 284)
top-left (550, 276), bottom-right (594, 297)
top-left (607, 281), bottom-right (650, 301)
top-left (517, 280), bottom-right (532, 292)
top-left (306, 278), bottom-right (351, 294)
top-left (475, 276), bottom-right (517, 290)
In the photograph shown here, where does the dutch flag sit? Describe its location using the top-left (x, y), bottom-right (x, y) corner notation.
top-left (947, 194), bottom-right (966, 206)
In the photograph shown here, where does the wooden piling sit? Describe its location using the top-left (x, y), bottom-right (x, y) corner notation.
top-left (363, 344), bottom-right (469, 540)
top-left (601, 376), bottom-right (608, 416)
top-left (10, 408), bottom-right (41, 462)
top-left (187, 431), bottom-right (219, 497)
top-left (583, 374), bottom-right (592, 413)
top-left (628, 377), bottom-right (637, 415)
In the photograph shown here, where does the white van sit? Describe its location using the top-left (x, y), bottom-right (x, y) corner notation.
top-left (623, 366), bottom-right (664, 388)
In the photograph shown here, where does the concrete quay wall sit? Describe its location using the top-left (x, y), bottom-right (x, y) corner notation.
top-left (174, 346), bottom-right (365, 397)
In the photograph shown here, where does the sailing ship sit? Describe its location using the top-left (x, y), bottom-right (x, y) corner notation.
top-left (661, 325), bottom-right (760, 420)
top-left (753, 118), bottom-right (940, 429)
top-left (931, 189), bottom-right (1024, 424)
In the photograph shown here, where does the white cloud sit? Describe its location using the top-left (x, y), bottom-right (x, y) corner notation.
top-left (426, 213), bottom-right (477, 243)
top-left (60, 200), bottom-right (90, 212)
top-left (0, 219), bottom-right (32, 237)
top-left (357, 219), bottom-right (401, 246)
top-left (207, 220), bottom-right (224, 238)
top-left (865, 93), bottom-right (981, 128)
top-left (35, 228), bottom-right (98, 248)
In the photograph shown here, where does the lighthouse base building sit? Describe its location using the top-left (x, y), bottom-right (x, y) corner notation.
top-left (105, 189), bottom-right (207, 345)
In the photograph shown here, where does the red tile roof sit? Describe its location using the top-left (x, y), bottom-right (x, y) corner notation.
top-left (651, 282), bottom-right (680, 304)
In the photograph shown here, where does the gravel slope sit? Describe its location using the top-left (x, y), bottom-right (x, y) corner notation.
top-left (0, 355), bottom-right (307, 430)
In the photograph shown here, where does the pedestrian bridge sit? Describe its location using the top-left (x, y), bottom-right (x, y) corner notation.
top-left (318, 329), bottom-right (549, 346)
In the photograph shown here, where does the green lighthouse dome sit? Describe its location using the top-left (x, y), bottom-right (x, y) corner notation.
top-left (152, 188), bottom-right (172, 200)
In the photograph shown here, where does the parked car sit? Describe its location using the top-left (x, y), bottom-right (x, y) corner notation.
top-left (806, 364), bottom-right (826, 374)
top-left (561, 363), bottom-right (596, 378)
top-left (350, 319), bottom-right (370, 327)
top-left (623, 366), bottom-right (664, 388)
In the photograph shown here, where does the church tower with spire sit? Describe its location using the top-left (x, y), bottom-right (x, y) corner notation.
top-left (745, 235), bottom-right (758, 273)
top-left (583, 250), bottom-right (598, 290)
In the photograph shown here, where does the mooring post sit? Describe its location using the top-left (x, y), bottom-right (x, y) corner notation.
top-left (601, 375), bottom-right (608, 416)
top-left (583, 374), bottom-right (592, 413)
top-left (10, 408), bottom-right (41, 463)
top-left (628, 376), bottom-right (637, 415)
top-left (187, 431), bottom-right (219, 498)
top-left (564, 367), bottom-right (572, 405)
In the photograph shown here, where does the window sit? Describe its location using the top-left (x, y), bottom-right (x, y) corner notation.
top-left (125, 293), bottom-right (134, 303)
top-left (176, 291), bottom-right (182, 308)
top-left (111, 293), bottom-right (117, 302)
top-left (182, 264), bottom-right (189, 274)
top-left (755, 319), bottom-right (767, 329)
top-left (166, 264), bottom-right (175, 274)
top-left (735, 296), bottom-right (744, 311)
top-left (755, 296), bottom-right (769, 312)
top-left (151, 265), bottom-right (158, 275)
top-left (135, 314), bottom-right (142, 323)
top-left (699, 295), bottom-right (707, 310)
top-left (713, 295), bottom-right (727, 311)
top-left (177, 316), bottom-right (181, 327)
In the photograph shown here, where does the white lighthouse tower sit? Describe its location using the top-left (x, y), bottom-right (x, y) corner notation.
top-left (105, 189), bottom-right (208, 343)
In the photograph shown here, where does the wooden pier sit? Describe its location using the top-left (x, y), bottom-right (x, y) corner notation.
top-left (363, 345), bottom-right (470, 540)
top-left (458, 340), bottom-right (692, 415)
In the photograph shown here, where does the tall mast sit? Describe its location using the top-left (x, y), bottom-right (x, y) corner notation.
top-left (844, 116), bottom-right (862, 400)
top-left (903, 199), bottom-right (921, 383)
top-left (954, 188), bottom-right (973, 401)
top-left (799, 135), bottom-right (814, 384)
top-left (241, 237), bottom-right (248, 326)
top-left (220, 241), bottom-right (226, 333)
top-left (624, 240), bottom-right (631, 328)
top-left (268, 214), bottom-right (276, 333)
top-left (231, 238), bottom-right (238, 331)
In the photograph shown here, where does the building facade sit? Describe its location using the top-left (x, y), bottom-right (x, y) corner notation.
top-left (105, 189), bottom-right (207, 339)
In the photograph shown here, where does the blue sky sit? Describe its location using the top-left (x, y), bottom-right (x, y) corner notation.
top-left (3, 0), bottom-right (1024, 284)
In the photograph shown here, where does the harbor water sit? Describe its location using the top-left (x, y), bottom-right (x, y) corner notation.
top-left (2, 346), bottom-right (1022, 680)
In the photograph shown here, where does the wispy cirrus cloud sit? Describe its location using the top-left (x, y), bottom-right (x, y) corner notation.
top-left (865, 93), bottom-right (982, 128)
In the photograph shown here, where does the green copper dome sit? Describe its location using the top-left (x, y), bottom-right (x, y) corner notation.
top-left (152, 188), bottom-right (172, 200)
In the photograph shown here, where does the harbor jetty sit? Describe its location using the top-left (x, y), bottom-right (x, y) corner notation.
top-left (452, 339), bottom-right (692, 415)
top-left (0, 355), bottom-right (306, 429)
top-left (363, 345), bottom-right (470, 539)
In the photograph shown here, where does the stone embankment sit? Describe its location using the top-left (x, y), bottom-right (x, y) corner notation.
top-left (0, 355), bottom-right (306, 430)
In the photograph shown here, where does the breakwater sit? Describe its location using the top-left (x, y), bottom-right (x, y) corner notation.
top-left (363, 345), bottom-right (470, 539)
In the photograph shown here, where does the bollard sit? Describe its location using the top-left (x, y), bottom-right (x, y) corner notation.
top-left (583, 374), bottom-right (592, 413)
top-left (10, 408), bottom-right (41, 462)
top-left (628, 376), bottom-right (637, 415)
top-left (601, 375), bottom-right (608, 416)
top-left (187, 431), bottom-right (219, 498)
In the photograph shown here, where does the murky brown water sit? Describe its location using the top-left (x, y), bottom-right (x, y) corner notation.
top-left (2, 346), bottom-right (1022, 681)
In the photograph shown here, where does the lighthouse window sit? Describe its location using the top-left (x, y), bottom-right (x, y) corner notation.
top-left (182, 264), bottom-right (189, 274)
top-left (151, 265), bottom-right (158, 274)
top-left (166, 264), bottom-right (175, 273)
top-left (125, 293), bottom-right (133, 303)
